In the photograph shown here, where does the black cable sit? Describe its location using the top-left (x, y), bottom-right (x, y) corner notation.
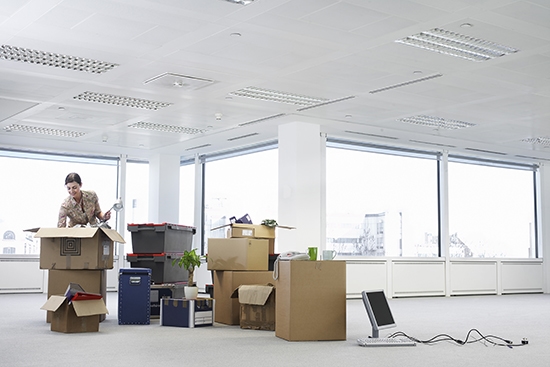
top-left (387, 329), bottom-right (528, 348)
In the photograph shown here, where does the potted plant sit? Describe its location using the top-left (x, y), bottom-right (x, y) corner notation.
top-left (172, 248), bottom-right (203, 300)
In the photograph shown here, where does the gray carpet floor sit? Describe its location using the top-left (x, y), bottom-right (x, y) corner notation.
top-left (1, 292), bottom-right (549, 367)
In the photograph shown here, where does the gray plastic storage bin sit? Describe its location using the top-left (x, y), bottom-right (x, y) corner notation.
top-left (128, 223), bottom-right (195, 254)
top-left (127, 253), bottom-right (188, 284)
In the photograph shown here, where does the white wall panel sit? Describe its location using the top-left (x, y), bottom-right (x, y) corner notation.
top-left (392, 260), bottom-right (446, 297)
top-left (0, 256), bottom-right (44, 293)
top-left (450, 261), bottom-right (497, 295)
top-left (501, 262), bottom-right (543, 293)
top-left (346, 261), bottom-right (387, 297)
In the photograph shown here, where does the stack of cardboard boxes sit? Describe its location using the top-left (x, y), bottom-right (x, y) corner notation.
top-left (32, 227), bottom-right (124, 333)
top-left (207, 223), bottom-right (277, 329)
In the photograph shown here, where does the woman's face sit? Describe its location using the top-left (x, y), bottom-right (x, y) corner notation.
top-left (66, 182), bottom-right (81, 199)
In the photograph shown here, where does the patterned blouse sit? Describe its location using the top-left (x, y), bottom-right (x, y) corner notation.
top-left (58, 190), bottom-right (103, 228)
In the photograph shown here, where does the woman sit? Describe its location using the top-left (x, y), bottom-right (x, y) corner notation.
top-left (57, 172), bottom-right (111, 228)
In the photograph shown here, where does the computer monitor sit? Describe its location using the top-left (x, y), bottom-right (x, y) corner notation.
top-left (361, 290), bottom-right (396, 338)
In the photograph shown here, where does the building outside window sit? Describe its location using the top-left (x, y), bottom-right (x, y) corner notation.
top-left (326, 145), bottom-right (439, 257)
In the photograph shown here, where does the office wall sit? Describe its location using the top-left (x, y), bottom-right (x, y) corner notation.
top-left (1, 255), bottom-right (542, 298)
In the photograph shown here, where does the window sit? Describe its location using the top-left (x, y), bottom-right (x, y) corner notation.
top-left (203, 148), bottom-right (278, 252)
top-left (448, 160), bottom-right (536, 258)
top-left (326, 145), bottom-right (439, 257)
top-left (122, 161), bottom-right (149, 255)
top-left (179, 163), bottom-right (195, 227)
top-left (0, 151), bottom-right (117, 254)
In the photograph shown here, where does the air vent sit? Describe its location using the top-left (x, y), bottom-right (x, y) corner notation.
top-left (143, 73), bottom-right (214, 91)
top-left (238, 113), bottom-right (286, 127)
top-left (515, 155), bottom-right (550, 161)
top-left (399, 115), bottom-right (475, 130)
top-left (230, 87), bottom-right (328, 107)
top-left (3, 124), bottom-right (85, 138)
top-left (128, 121), bottom-right (206, 134)
top-left (0, 44), bottom-right (118, 73)
top-left (73, 91), bottom-right (172, 110)
top-left (186, 144), bottom-right (211, 151)
top-left (228, 133), bottom-right (259, 141)
top-left (409, 139), bottom-right (456, 148)
top-left (296, 95), bottom-right (355, 111)
top-left (344, 130), bottom-right (398, 140)
top-left (465, 147), bottom-right (506, 155)
top-left (396, 28), bottom-right (519, 62)
top-left (369, 74), bottom-right (442, 94)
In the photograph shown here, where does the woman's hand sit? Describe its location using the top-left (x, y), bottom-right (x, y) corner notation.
top-left (103, 210), bottom-right (112, 221)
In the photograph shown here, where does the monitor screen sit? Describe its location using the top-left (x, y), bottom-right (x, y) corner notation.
top-left (362, 290), bottom-right (396, 337)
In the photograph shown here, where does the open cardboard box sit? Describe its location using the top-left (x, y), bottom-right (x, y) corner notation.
top-left (41, 291), bottom-right (109, 333)
top-left (231, 284), bottom-right (275, 331)
top-left (211, 223), bottom-right (294, 255)
top-left (27, 227), bottom-right (125, 270)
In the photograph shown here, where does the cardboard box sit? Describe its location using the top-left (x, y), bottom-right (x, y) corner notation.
top-left (231, 284), bottom-right (275, 330)
top-left (275, 260), bottom-right (346, 341)
top-left (41, 294), bottom-right (109, 333)
top-left (47, 269), bottom-right (107, 323)
top-left (207, 238), bottom-right (268, 271)
top-left (226, 224), bottom-right (276, 239)
top-left (213, 270), bottom-right (275, 325)
top-left (160, 298), bottom-right (214, 328)
top-left (32, 227), bottom-right (124, 270)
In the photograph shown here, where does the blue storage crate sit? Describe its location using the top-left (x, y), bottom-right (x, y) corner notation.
top-left (118, 268), bottom-right (151, 325)
top-left (150, 283), bottom-right (185, 318)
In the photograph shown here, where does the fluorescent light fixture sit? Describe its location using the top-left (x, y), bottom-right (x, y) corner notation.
top-left (396, 28), bottom-right (519, 62)
top-left (369, 74), bottom-right (443, 94)
top-left (74, 91), bottom-right (172, 110)
top-left (0, 44), bottom-right (118, 73)
top-left (522, 137), bottom-right (550, 146)
top-left (399, 115), bottom-right (475, 130)
top-left (128, 121), bottom-right (206, 134)
top-left (230, 86), bottom-right (328, 107)
top-left (3, 124), bottom-right (85, 138)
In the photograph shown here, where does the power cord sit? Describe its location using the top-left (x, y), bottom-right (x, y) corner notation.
top-left (388, 329), bottom-right (528, 348)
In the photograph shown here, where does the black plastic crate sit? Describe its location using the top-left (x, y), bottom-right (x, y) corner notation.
top-left (127, 253), bottom-right (188, 284)
top-left (128, 223), bottom-right (196, 254)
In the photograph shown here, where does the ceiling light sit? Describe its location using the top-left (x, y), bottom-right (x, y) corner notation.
top-left (398, 115), bottom-right (475, 130)
top-left (128, 121), bottom-right (206, 134)
top-left (396, 28), bottom-right (519, 61)
top-left (522, 137), bottom-right (550, 146)
top-left (369, 74), bottom-right (443, 94)
top-left (230, 86), bottom-right (328, 107)
top-left (0, 44), bottom-right (118, 73)
top-left (74, 91), bottom-right (172, 110)
top-left (3, 124), bottom-right (85, 138)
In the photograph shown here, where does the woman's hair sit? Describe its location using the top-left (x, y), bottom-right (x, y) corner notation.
top-left (65, 172), bottom-right (82, 186)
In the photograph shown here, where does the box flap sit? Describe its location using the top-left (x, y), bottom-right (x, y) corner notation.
top-left (34, 227), bottom-right (99, 239)
top-left (99, 227), bottom-right (126, 243)
top-left (40, 295), bottom-right (67, 312)
top-left (211, 223), bottom-right (295, 231)
top-left (32, 227), bottom-right (125, 243)
top-left (72, 298), bottom-right (109, 316)
top-left (231, 285), bottom-right (274, 306)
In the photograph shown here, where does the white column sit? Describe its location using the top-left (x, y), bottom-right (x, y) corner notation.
top-left (148, 154), bottom-right (180, 223)
top-left (277, 121), bottom-right (326, 254)
top-left (538, 163), bottom-right (550, 293)
top-left (439, 151), bottom-right (450, 296)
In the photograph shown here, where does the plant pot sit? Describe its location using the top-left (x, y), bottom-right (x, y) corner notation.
top-left (184, 286), bottom-right (199, 300)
